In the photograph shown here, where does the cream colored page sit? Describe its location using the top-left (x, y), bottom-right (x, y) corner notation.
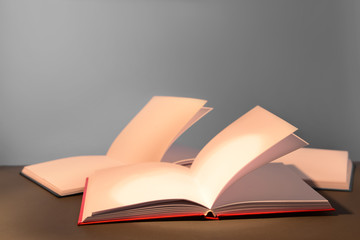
top-left (213, 133), bottom-right (307, 205)
top-left (273, 148), bottom-right (350, 188)
top-left (212, 163), bottom-right (329, 210)
top-left (22, 156), bottom-right (125, 195)
top-left (106, 96), bottom-right (207, 164)
top-left (82, 162), bottom-right (206, 222)
top-left (23, 143), bottom-right (202, 196)
top-left (190, 106), bottom-right (299, 208)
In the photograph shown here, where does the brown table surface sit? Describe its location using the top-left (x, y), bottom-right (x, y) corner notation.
top-left (1, 164), bottom-right (359, 240)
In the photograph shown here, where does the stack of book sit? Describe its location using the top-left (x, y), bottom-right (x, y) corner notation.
top-left (20, 96), bottom-right (353, 225)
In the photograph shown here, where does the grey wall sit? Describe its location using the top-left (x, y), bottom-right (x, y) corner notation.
top-left (0, 0), bottom-right (359, 165)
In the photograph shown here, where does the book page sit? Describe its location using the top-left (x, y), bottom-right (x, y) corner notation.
top-left (190, 106), bottom-right (306, 208)
top-left (213, 163), bottom-right (331, 211)
top-left (106, 96), bottom-right (208, 164)
top-left (22, 155), bottom-right (125, 196)
top-left (81, 162), bottom-right (207, 222)
top-left (213, 133), bottom-right (308, 203)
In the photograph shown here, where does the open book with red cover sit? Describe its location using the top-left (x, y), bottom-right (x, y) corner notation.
top-left (21, 96), bottom-right (212, 197)
top-left (79, 106), bottom-right (333, 225)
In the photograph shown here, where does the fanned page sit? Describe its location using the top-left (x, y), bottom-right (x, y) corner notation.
top-left (190, 106), bottom-right (308, 208)
top-left (79, 106), bottom-right (307, 224)
top-left (106, 97), bottom-right (211, 163)
top-left (21, 96), bottom-right (211, 196)
top-left (212, 163), bottom-right (333, 215)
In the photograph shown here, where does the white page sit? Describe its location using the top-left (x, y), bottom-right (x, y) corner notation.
top-left (22, 156), bottom-right (125, 196)
top-left (81, 162), bottom-right (206, 222)
top-left (190, 106), bottom-right (305, 208)
top-left (212, 133), bottom-right (308, 205)
top-left (106, 96), bottom-right (208, 164)
top-left (213, 163), bottom-right (330, 211)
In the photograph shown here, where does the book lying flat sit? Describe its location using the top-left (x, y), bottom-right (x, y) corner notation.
top-left (21, 96), bottom-right (212, 197)
top-left (274, 148), bottom-right (354, 190)
top-left (78, 106), bottom-right (331, 225)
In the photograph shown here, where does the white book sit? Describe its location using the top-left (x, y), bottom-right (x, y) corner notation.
top-left (21, 96), bottom-right (212, 196)
top-left (274, 148), bottom-right (353, 190)
top-left (78, 106), bottom-right (332, 225)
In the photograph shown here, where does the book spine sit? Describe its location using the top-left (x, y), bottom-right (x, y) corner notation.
top-left (204, 210), bottom-right (218, 220)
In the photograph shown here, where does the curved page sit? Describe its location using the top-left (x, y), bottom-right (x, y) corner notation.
top-left (190, 106), bottom-right (305, 208)
top-left (212, 163), bottom-right (331, 212)
top-left (107, 96), bottom-right (208, 164)
top-left (213, 133), bottom-right (308, 204)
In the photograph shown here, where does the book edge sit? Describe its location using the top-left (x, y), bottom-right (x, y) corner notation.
top-left (20, 167), bottom-right (83, 197)
top-left (216, 208), bottom-right (335, 218)
top-left (78, 213), bottom-right (205, 225)
top-left (78, 208), bottom-right (335, 225)
top-left (20, 170), bottom-right (64, 197)
top-left (78, 177), bottom-right (89, 225)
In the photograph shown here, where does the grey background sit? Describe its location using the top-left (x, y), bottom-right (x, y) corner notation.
top-left (0, 0), bottom-right (359, 165)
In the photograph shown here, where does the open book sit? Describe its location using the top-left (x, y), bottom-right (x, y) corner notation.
top-left (79, 106), bottom-right (333, 224)
top-left (21, 96), bottom-right (212, 197)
